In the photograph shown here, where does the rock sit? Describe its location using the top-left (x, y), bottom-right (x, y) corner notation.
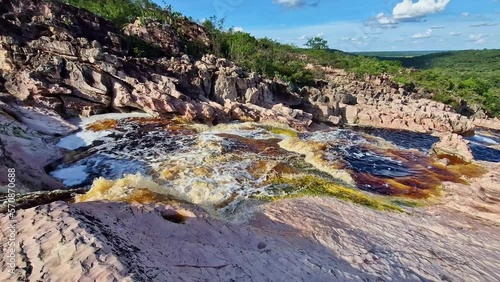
top-left (0, 113), bottom-right (64, 193)
top-left (344, 105), bottom-right (359, 124)
top-left (327, 115), bottom-right (342, 125)
top-left (124, 19), bottom-right (181, 56)
top-left (339, 100), bottom-right (475, 134)
top-left (334, 92), bottom-right (357, 105)
top-left (0, 102), bottom-right (78, 136)
top-left (3, 169), bottom-right (500, 281)
top-left (0, 188), bottom-right (86, 213)
top-left (244, 87), bottom-right (260, 104)
top-left (430, 133), bottom-right (474, 163)
top-left (473, 117), bottom-right (500, 131)
top-left (214, 74), bottom-right (239, 104)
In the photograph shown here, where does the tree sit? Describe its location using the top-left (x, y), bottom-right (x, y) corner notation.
top-left (305, 37), bottom-right (328, 50)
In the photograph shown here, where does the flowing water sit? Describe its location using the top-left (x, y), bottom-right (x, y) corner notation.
top-left (50, 114), bottom-right (498, 214)
top-left (466, 129), bottom-right (500, 162)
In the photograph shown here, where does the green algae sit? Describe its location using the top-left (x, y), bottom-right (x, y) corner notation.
top-left (258, 125), bottom-right (299, 138)
top-left (261, 174), bottom-right (404, 212)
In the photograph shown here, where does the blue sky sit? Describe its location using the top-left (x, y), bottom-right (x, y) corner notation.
top-left (167, 0), bottom-right (500, 51)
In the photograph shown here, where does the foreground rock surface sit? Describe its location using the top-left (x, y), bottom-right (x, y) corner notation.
top-left (1, 162), bottom-right (499, 281)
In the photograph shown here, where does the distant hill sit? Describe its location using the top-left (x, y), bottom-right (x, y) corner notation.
top-left (383, 49), bottom-right (500, 71)
top-left (380, 50), bottom-right (500, 116)
top-left (351, 50), bottom-right (442, 58)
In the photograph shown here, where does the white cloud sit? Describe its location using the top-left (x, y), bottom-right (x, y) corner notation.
top-left (364, 13), bottom-right (398, 28)
top-left (273, 0), bottom-right (305, 8)
top-left (461, 12), bottom-right (469, 17)
top-left (393, 0), bottom-right (451, 20)
top-left (470, 22), bottom-right (498, 27)
top-left (340, 36), bottom-right (368, 45)
top-left (272, 0), bottom-right (320, 8)
top-left (376, 13), bottom-right (397, 25)
top-left (430, 25), bottom-right (445, 29)
top-left (449, 32), bottom-right (462, 36)
top-left (468, 33), bottom-right (487, 43)
top-left (233, 26), bottom-right (244, 32)
top-left (298, 34), bottom-right (306, 40)
top-left (412, 28), bottom-right (433, 38)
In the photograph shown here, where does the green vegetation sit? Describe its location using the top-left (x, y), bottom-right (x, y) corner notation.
top-left (387, 50), bottom-right (500, 116)
top-left (305, 37), bottom-right (329, 50)
top-left (62, 0), bottom-right (195, 58)
top-left (352, 50), bottom-right (441, 58)
top-left (263, 175), bottom-right (404, 212)
top-left (62, 0), bottom-right (182, 26)
top-left (201, 17), bottom-right (315, 85)
top-left (258, 125), bottom-right (299, 138)
top-left (59, 0), bottom-right (500, 116)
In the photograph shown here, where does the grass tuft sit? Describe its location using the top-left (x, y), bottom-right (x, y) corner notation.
top-left (259, 125), bottom-right (299, 138)
top-left (262, 175), bottom-right (404, 212)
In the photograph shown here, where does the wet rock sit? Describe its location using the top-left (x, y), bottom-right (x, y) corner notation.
top-left (431, 133), bottom-right (474, 163)
top-left (0, 188), bottom-right (86, 213)
top-left (0, 102), bottom-right (78, 136)
top-left (3, 174), bottom-right (500, 282)
top-left (0, 113), bottom-right (64, 193)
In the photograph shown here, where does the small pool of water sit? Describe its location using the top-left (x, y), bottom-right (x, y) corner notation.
top-left (303, 129), bottom-right (468, 198)
top-left (339, 147), bottom-right (413, 178)
top-left (466, 129), bottom-right (500, 163)
top-left (351, 126), bottom-right (440, 153)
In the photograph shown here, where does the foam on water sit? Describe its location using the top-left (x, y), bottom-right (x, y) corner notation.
top-left (68, 112), bottom-right (151, 127)
top-left (50, 154), bottom-right (148, 187)
top-left (57, 112), bottom-right (152, 150)
top-left (465, 130), bottom-right (500, 162)
top-left (471, 135), bottom-right (498, 145)
top-left (50, 165), bottom-right (89, 186)
top-left (57, 130), bottom-right (113, 150)
top-left (293, 128), bottom-right (471, 198)
top-left (54, 115), bottom-right (485, 212)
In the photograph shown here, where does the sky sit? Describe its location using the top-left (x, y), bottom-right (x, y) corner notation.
top-left (166, 0), bottom-right (500, 52)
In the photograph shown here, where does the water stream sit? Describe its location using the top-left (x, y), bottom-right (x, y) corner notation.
top-left (50, 114), bottom-right (498, 212)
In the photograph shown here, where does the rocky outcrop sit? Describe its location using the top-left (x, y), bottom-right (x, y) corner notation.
top-left (0, 110), bottom-right (64, 193)
top-left (0, 0), bottom-right (487, 137)
top-left (473, 117), bottom-right (500, 131)
top-left (124, 17), bottom-right (210, 57)
top-left (0, 188), bottom-right (85, 213)
top-left (430, 133), bottom-right (474, 163)
top-left (0, 0), bottom-right (312, 130)
top-left (300, 71), bottom-right (475, 134)
top-left (0, 102), bottom-right (78, 136)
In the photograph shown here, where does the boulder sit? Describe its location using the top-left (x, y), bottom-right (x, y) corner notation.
top-left (0, 102), bottom-right (78, 136)
top-left (430, 133), bottom-right (474, 163)
top-left (0, 113), bottom-right (64, 193)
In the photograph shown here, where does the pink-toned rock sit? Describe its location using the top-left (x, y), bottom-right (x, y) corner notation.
top-left (344, 105), bottom-right (359, 124)
top-left (0, 102), bottom-right (78, 136)
top-left (2, 166), bottom-right (500, 282)
top-left (0, 113), bottom-right (63, 193)
top-left (430, 133), bottom-right (474, 163)
top-left (473, 117), bottom-right (500, 131)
